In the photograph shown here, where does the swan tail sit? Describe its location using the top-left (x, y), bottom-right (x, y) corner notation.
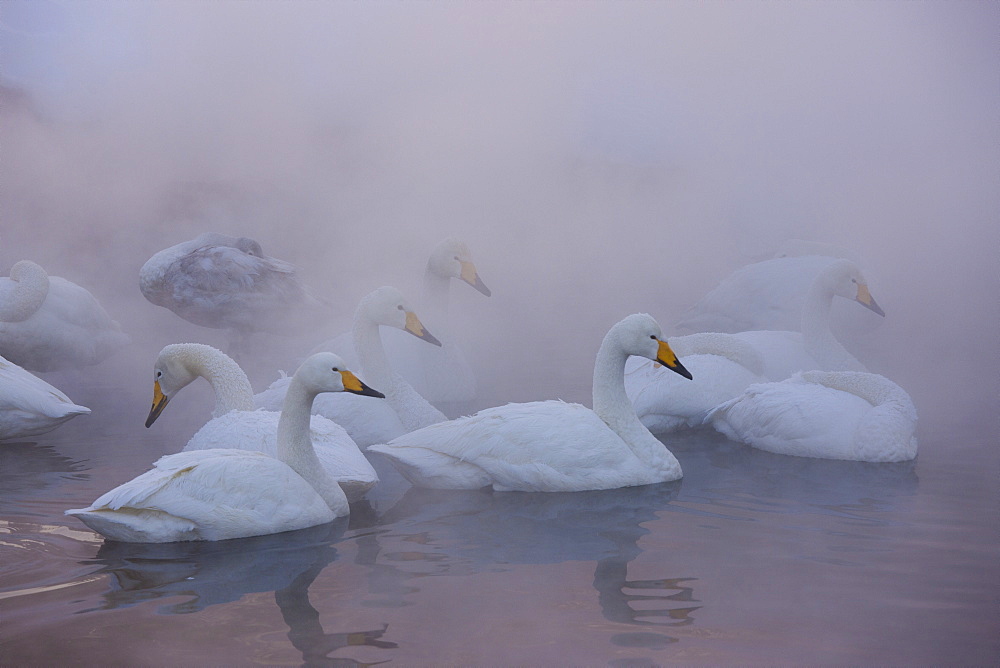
top-left (64, 507), bottom-right (201, 543)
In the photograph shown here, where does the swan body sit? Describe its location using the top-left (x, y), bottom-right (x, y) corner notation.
top-left (147, 343), bottom-right (379, 501)
top-left (260, 286), bottom-right (445, 446)
top-left (0, 260), bottom-right (129, 371)
top-left (675, 241), bottom-right (880, 337)
top-left (66, 352), bottom-right (384, 542)
top-left (0, 354), bottom-right (90, 440)
top-left (369, 313), bottom-right (693, 492)
top-left (139, 233), bottom-right (326, 343)
top-left (707, 370), bottom-right (918, 462)
top-left (379, 238), bottom-right (491, 404)
top-left (625, 333), bottom-right (765, 433)
top-left (726, 259), bottom-right (884, 380)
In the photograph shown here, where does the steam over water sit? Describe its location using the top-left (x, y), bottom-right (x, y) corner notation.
top-left (1, 2), bottom-right (997, 665)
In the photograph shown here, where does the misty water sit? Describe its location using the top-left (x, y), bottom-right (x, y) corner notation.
top-left (2, 368), bottom-right (997, 665)
top-left (3, 1), bottom-right (999, 665)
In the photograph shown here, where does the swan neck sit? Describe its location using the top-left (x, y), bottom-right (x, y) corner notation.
top-left (278, 378), bottom-right (342, 510)
top-left (422, 267), bottom-right (450, 326)
top-left (800, 276), bottom-right (855, 368)
top-left (0, 261), bottom-right (49, 322)
top-left (189, 347), bottom-right (256, 416)
top-left (353, 315), bottom-right (391, 387)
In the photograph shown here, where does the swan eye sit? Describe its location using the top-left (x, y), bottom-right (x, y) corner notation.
top-left (331, 367), bottom-right (339, 372)
top-left (649, 335), bottom-right (657, 340)
top-left (155, 370), bottom-right (162, 379)
top-left (397, 305), bottom-right (404, 310)
top-left (851, 278), bottom-right (857, 283)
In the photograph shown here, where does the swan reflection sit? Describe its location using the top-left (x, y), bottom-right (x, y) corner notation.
top-left (82, 518), bottom-right (398, 665)
top-left (355, 479), bottom-right (698, 644)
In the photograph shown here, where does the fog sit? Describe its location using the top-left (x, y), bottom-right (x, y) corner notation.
top-left (2, 1), bottom-right (997, 431)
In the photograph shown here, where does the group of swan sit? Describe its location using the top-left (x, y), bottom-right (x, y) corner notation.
top-left (626, 252), bottom-right (916, 463)
top-left (66, 351), bottom-right (384, 542)
top-left (58, 234), bottom-right (918, 545)
top-left (256, 285), bottom-right (447, 447)
top-left (0, 252), bottom-right (123, 440)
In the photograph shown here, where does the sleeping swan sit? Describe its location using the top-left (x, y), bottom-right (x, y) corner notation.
top-left (146, 343), bottom-right (380, 501)
top-left (66, 353), bottom-right (384, 543)
top-left (706, 370), bottom-right (917, 462)
top-left (0, 354), bottom-right (90, 440)
top-left (625, 332), bottom-right (765, 434)
top-left (0, 259), bottom-right (129, 371)
top-left (139, 233), bottom-right (327, 351)
top-left (258, 286), bottom-right (445, 447)
top-left (368, 313), bottom-right (693, 492)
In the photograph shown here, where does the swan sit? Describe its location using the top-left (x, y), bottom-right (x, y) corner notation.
top-left (0, 259), bottom-right (130, 371)
top-left (139, 233), bottom-right (327, 351)
top-left (674, 240), bottom-right (881, 337)
top-left (145, 343), bottom-right (379, 501)
top-left (65, 352), bottom-right (385, 543)
top-left (380, 238), bottom-right (491, 406)
top-left (625, 332), bottom-right (766, 434)
top-left (368, 313), bottom-right (693, 492)
top-left (0, 354), bottom-right (90, 440)
top-left (706, 370), bottom-right (918, 462)
top-left (726, 259), bottom-right (884, 381)
top-left (258, 286), bottom-right (446, 447)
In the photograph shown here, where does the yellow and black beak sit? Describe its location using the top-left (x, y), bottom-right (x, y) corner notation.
top-left (655, 339), bottom-right (693, 380)
top-left (339, 370), bottom-right (385, 399)
top-left (145, 381), bottom-right (170, 428)
top-left (855, 283), bottom-right (886, 317)
top-left (459, 261), bottom-right (492, 297)
top-left (404, 311), bottom-right (442, 346)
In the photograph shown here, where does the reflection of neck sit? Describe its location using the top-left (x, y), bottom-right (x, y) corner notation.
top-left (0, 261), bottom-right (49, 322)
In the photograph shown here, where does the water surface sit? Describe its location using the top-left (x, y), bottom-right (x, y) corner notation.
top-left (1, 381), bottom-right (997, 666)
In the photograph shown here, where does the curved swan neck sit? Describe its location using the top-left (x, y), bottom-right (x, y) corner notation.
top-left (184, 345), bottom-right (255, 416)
top-left (353, 311), bottom-right (391, 387)
top-left (800, 267), bottom-right (860, 370)
top-left (277, 378), bottom-right (343, 510)
top-left (669, 333), bottom-right (765, 376)
top-left (801, 371), bottom-right (914, 414)
top-left (591, 326), bottom-right (679, 474)
top-left (0, 261), bottom-right (49, 322)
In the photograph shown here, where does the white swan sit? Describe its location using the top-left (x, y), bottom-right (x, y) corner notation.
top-left (675, 241), bottom-right (881, 337)
top-left (625, 333), bottom-right (765, 434)
top-left (368, 313), bottom-right (693, 492)
top-left (0, 354), bottom-right (90, 440)
top-left (66, 352), bottom-right (385, 543)
top-left (0, 259), bottom-right (130, 371)
top-left (145, 343), bottom-right (379, 501)
top-left (258, 286), bottom-right (446, 447)
top-left (139, 233), bottom-right (327, 350)
top-left (707, 370), bottom-right (918, 462)
top-left (728, 259), bottom-right (884, 380)
top-left (380, 238), bottom-right (491, 405)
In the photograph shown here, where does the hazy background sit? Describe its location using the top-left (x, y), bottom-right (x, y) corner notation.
top-left (2, 1), bottom-right (997, 434)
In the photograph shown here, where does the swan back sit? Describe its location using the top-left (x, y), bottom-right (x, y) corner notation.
top-left (0, 261), bottom-right (49, 322)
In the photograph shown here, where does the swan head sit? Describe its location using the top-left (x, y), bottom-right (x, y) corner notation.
top-left (145, 343), bottom-right (252, 427)
top-left (615, 313), bottom-right (693, 380)
top-left (293, 352), bottom-right (385, 398)
top-left (359, 286), bottom-right (442, 347)
top-left (427, 238), bottom-right (491, 296)
top-left (825, 260), bottom-right (885, 317)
